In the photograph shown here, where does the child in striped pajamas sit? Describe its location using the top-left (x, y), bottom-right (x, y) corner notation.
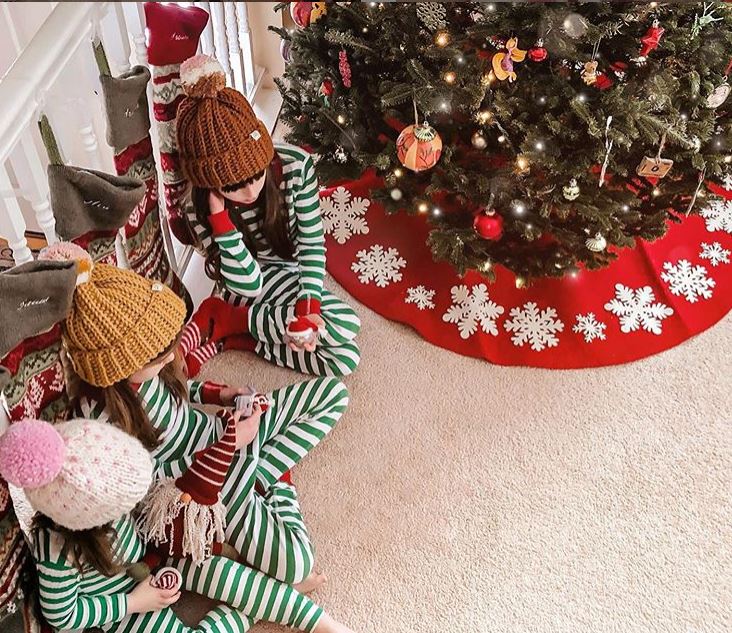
top-left (171, 54), bottom-right (361, 378)
top-left (60, 262), bottom-right (353, 630)
top-left (0, 419), bottom-right (353, 633)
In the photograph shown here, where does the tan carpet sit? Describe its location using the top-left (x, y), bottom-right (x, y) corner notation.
top-left (184, 275), bottom-right (731, 633)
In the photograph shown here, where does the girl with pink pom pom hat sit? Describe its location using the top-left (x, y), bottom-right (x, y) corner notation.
top-left (0, 418), bottom-right (356, 633)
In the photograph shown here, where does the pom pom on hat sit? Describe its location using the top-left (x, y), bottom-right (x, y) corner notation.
top-left (0, 419), bottom-right (66, 489)
top-left (39, 241), bottom-right (93, 286)
top-left (181, 54), bottom-right (226, 98)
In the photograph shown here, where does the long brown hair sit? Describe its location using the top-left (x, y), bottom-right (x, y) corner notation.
top-left (188, 161), bottom-right (295, 285)
top-left (31, 513), bottom-right (121, 576)
top-left (74, 343), bottom-right (188, 451)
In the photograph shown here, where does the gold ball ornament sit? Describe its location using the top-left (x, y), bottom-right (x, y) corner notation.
top-left (396, 122), bottom-right (443, 172)
top-left (471, 131), bottom-right (487, 150)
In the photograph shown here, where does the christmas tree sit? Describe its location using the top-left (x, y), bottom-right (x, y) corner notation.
top-left (273, 1), bottom-right (732, 283)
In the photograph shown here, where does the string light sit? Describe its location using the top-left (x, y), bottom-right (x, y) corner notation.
top-left (652, 187), bottom-right (661, 197)
top-left (486, 3), bottom-right (496, 11)
top-left (481, 71), bottom-right (496, 86)
top-left (456, 55), bottom-right (465, 64)
top-left (417, 201), bottom-right (429, 213)
top-left (649, 1), bottom-right (658, 7)
top-left (440, 101), bottom-right (450, 111)
top-left (512, 201), bottom-right (527, 215)
top-left (515, 155), bottom-right (530, 174)
top-left (515, 276), bottom-right (526, 289)
top-left (480, 260), bottom-right (493, 272)
top-left (394, 167), bottom-right (404, 178)
top-left (680, 113), bottom-right (688, 121)
top-left (577, 93), bottom-right (587, 103)
top-left (433, 207), bottom-right (442, 216)
top-left (435, 31), bottom-right (450, 47)
top-left (443, 71), bottom-right (457, 84)
top-left (476, 110), bottom-right (493, 124)
top-left (622, 204), bottom-right (630, 212)
top-left (725, 155), bottom-right (732, 164)
top-left (538, 96), bottom-right (547, 104)
top-left (534, 141), bottom-right (545, 151)
top-left (336, 114), bottom-right (346, 124)
top-left (497, 134), bottom-right (506, 144)
top-left (362, 27), bottom-right (369, 33)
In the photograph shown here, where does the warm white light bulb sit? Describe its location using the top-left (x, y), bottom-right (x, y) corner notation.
top-left (535, 141), bottom-right (544, 151)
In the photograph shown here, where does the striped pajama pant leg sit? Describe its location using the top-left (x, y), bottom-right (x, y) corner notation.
top-left (104, 604), bottom-right (253, 633)
top-left (221, 377), bottom-right (349, 583)
top-left (245, 265), bottom-right (361, 377)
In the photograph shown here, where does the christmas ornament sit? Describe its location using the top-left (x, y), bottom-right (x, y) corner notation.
top-left (691, 3), bottom-right (722, 38)
top-left (595, 73), bottom-right (613, 90)
top-left (396, 122), bottom-right (443, 172)
top-left (152, 567), bottom-right (182, 592)
top-left (492, 37), bottom-right (527, 83)
top-left (318, 78), bottom-right (334, 105)
top-left (290, 1), bottom-right (327, 29)
top-left (417, 2), bottom-right (447, 31)
top-left (390, 188), bottom-right (403, 201)
top-left (563, 13), bottom-right (588, 39)
top-left (599, 116), bottom-right (614, 188)
top-left (637, 132), bottom-right (673, 179)
top-left (611, 61), bottom-right (628, 81)
top-left (280, 39), bottom-right (293, 63)
top-left (338, 50), bottom-right (352, 88)
top-left (581, 60), bottom-right (599, 86)
top-left (473, 209), bottom-right (504, 240)
top-left (706, 81), bottom-right (730, 109)
top-left (585, 232), bottom-right (607, 252)
top-left (639, 19), bottom-right (665, 58)
top-left (334, 146), bottom-right (347, 163)
top-left (563, 178), bottom-right (580, 201)
top-left (527, 39), bottom-right (548, 63)
top-left (471, 131), bottom-right (487, 150)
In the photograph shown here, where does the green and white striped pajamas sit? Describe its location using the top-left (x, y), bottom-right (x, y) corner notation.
top-left (33, 515), bottom-right (323, 633)
top-left (80, 375), bottom-right (349, 585)
top-left (188, 144), bottom-right (361, 377)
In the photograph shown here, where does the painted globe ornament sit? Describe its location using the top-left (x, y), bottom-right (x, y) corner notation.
top-left (396, 122), bottom-right (443, 172)
top-left (563, 178), bottom-right (580, 201)
top-left (471, 131), bottom-right (487, 150)
top-left (586, 232), bottom-right (607, 252)
top-left (473, 209), bottom-right (504, 240)
top-left (290, 1), bottom-right (328, 28)
top-left (707, 82), bottom-right (731, 109)
top-left (563, 13), bottom-right (588, 38)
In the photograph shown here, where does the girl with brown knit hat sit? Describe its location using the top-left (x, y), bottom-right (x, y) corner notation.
top-left (174, 54), bottom-right (361, 378)
top-left (60, 260), bottom-right (355, 633)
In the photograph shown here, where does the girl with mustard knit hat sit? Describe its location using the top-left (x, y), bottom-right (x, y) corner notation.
top-left (174, 54), bottom-right (360, 378)
top-left (0, 417), bottom-right (354, 633)
top-left (61, 261), bottom-right (353, 630)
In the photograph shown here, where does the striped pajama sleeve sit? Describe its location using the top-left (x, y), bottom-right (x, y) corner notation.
top-left (209, 211), bottom-right (262, 299)
top-left (291, 155), bottom-right (326, 315)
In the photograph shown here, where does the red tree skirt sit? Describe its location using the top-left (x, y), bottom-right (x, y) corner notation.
top-left (321, 172), bottom-right (732, 369)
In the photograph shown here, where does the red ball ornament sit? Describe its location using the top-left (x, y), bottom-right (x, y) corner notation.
top-left (396, 122), bottom-right (443, 172)
top-left (528, 38), bottom-right (548, 62)
top-left (473, 209), bottom-right (504, 240)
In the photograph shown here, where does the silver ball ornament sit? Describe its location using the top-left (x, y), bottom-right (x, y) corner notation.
top-left (390, 188), bottom-right (403, 201)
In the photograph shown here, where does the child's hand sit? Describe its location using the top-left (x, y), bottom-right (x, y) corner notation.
top-left (127, 576), bottom-right (180, 614)
top-left (234, 404), bottom-right (262, 449)
top-left (219, 385), bottom-right (254, 407)
top-left (287, 314), bottom-right (325, 353)
top-left (208, 190), bottom-right (227, 216)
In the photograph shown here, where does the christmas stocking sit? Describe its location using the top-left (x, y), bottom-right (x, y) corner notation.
top-left (40, 115), bottom-right (139, 266)
top-left (95, 41), bottom-right (192, 313)
top-left (0, 257), bottom-right (81, 424)
top-left (144, 1), bottom-right (209, 247)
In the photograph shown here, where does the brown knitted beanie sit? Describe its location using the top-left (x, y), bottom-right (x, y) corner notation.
top-left (63, 264), bottom-right (186, 387)
top-left (176, 54), bottom-right (274, 189)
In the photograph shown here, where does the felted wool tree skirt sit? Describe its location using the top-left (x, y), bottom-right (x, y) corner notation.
top-left (319, 172), bottom-right (732, 368)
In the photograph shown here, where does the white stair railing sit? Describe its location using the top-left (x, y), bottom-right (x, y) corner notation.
top-left (0, 1), bottom-right (281, 273)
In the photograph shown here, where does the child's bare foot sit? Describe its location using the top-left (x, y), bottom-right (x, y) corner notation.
top-left (313, 613), bottom-right (356, 633)
top-left (293, 570), bottom-right (328, 594)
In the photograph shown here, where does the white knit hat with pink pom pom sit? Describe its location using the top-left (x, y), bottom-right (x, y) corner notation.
top-left (0, 418), bottom-right (152, 531)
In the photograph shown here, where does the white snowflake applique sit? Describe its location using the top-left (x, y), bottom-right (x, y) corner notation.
top-left (699, 241), bottom-right (731, 267)
top-left (700, 198), bottom-right (732, 234)
top-left (321, 186), bottom-right (370, 244)
top-left (572, 312), bottom-right (607, 343)
top-left (405, 285), bottom-right (436, 311)
top-left (660, 259), bottom-right (715, 303)
top-left (504, 302), bottom-right (564, 351)
top-left (351, 244), bottom-right (406, 287)
top-left (442, 284), bottom-right (504, 339)
top-left (604, 284), bottom-right (673, 335)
